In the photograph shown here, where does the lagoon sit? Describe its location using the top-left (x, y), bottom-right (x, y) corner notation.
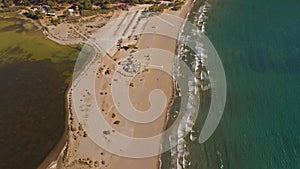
top-left (0, 16), bottom-right (79, 169)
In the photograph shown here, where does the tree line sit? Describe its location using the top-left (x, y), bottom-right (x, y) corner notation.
top-left (1, 0), bottom-right (150, 8)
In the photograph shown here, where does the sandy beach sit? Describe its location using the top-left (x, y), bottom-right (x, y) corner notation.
top-left (43, 1), bottom-right (195, 169)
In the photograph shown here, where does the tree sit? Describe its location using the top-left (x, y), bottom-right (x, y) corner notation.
top-left (83, 0), bottom-right (92, 10)
top-left (75, 2), bottom-right (83, 10)
top-left (124, 0), bottom-right (138, 4)
top-left (13, 0), bottom-right (24, 5)
top-left (63, 9), bottom-right (70, 17)
top-left (35, 10), bottom-right (44, 18)
top-left (23, 10), bottom-right (41, 19)
top-left (2, 0), bottom-right (13, 7)
top-left (102, 1), bottom-right (110, 9)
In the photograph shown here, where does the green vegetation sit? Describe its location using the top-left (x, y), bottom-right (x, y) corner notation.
top-left (63, 9), bottom-right (70, 16)
top-left (0, 0), bottom-right (179, 10)
top-left (84, 0), bottom-right (92, 10)
top-left (148, 4), bottom-right (164, 12)
top-left (0, 16), bottom-right (79, 169)
top-left (171, 5), bottom-right (181, 11)
top-left (1, 0), bottom-right (185, 20)
top-left (50, 17), bottom-right (62, 25)
top-left (0, 5), bottom-right (23, 12)
top-left (2, 0), bottom-right (13, 7)
top-left (170, 0), bottom-right (184, 11)
top-left (23, 10), bottom-right (44, 20)
top-left (0, 17), bottom-right (79, 64)
top-left (76, 43), bottom-right (93, 53)
top-left (81, 8), bottom-right (111, 16)
top-left (1, 0), bottom-right (147, 8)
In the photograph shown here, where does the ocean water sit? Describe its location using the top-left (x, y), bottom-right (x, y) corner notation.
top-left (179, 0), bottom-right (300, 169)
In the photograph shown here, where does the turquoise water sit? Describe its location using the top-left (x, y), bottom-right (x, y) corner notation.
top-left (187, 0), bottom-right (300, 168)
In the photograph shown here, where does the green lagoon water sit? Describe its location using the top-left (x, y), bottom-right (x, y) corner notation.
top-left (1, 0), bottom-right (300, 168)
top-left (0, 17), bottom-right (79, 169)
top-left (0, 17), bottom-right (78, 63)
top-left (186, 0), bottom-right (300, 168)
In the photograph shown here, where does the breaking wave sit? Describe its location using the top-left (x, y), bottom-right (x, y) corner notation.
top-left (168, 1), bottom-right (211, 169)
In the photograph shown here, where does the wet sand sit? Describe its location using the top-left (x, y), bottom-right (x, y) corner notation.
top-left (45, 1), bottom-right (195, 168)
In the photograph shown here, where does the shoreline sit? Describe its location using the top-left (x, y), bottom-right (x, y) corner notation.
top-left (39, 1), bottom-right (196, 168)
top-left (37, 84), bottom-right (70, 169)
top-left (159, 0), bottom-right (196, 166)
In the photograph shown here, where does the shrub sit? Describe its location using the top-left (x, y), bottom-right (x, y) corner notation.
top-left (148, 5), bottom-right (164, 13)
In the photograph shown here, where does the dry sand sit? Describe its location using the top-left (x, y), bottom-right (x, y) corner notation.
top-left (43, 1), bottom-right (195, 169)
top-left (43, 12), bottom-right (112, 45)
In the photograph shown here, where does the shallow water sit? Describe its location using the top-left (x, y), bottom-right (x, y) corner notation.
top-left (0, 17), bottom-right (78, 64)
top-left (0, 17), bottom-right (78, 169)
top-left (185, 0), bottom-right (300, 168)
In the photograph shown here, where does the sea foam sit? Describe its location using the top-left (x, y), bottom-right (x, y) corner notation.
top-left (168, 1), bottom-right (211, 169)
